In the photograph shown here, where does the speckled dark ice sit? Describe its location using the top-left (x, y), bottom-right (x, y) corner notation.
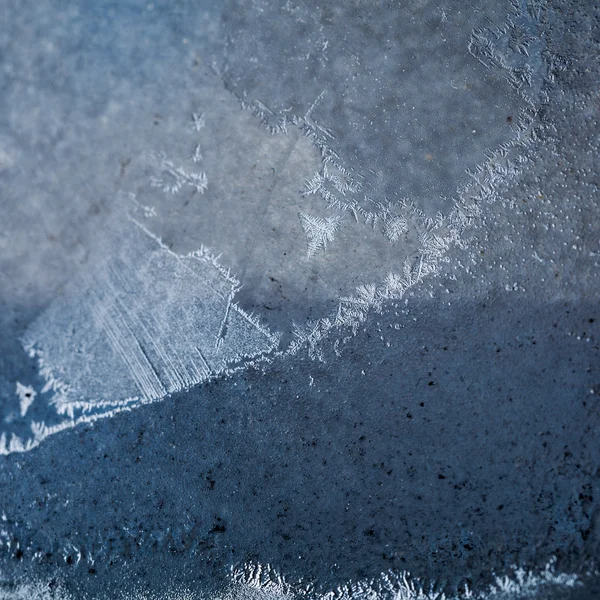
top-left (0, 0), bottom-right (599, 598)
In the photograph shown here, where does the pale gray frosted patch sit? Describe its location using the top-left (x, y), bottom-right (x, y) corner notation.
top-left (128, 0), bottom-right (551, 357)
top-left (120, 88), bottom-right (438, 340)
top-left (0, 0), bottom-right (223, 356)
top-left (220, 0), bottom-right (544, 216)
top-left (0, 214), bottom-right (279, 454)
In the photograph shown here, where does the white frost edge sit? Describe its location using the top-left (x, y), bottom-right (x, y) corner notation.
top-left (225, 559), bottom-right (584, 600)
top-left (0, 216), bottom-right (280, 457)
top-left (0, 558), bottom-right (589, 600)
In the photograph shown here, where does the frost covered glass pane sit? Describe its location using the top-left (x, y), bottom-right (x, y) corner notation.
top-left (0, 0), bottom-right (599, 598)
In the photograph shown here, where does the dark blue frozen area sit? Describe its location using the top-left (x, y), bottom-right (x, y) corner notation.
top-left (0, 292), bottom-right (598, 597)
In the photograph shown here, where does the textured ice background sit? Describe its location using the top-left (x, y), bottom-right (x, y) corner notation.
top-left (0, 0), bottom-right (599, 598)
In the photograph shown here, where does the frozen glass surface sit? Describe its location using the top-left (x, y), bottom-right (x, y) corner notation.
top-left (0, 0), bottom-right (599, 598)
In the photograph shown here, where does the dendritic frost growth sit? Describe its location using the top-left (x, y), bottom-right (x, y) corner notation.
top-left (1, 214), bottom-right (280, 455)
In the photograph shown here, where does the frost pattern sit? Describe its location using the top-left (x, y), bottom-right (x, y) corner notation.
top-left (287, 106), bottom-right (545, 360)
top-left (299, 212), bottom-right (342, 257)
top-left (467, 0), bottom-right (547, 101)
top-left (301, 163), bottom-right (362, 208)
top-left (0, 559), bottom-right (586, 600)
top-left (1, 214), bottom-right (280, 455)
top-left (150, 152), bottom-right (208, 195)
top-left (278, 0), bottom-right (558, 360)
top-left (381, 213), bottom-right (409, 243)
top-left (227, 559), bottom-right (582, 600)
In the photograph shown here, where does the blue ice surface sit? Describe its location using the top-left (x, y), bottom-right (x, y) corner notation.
top-left (0, 0), bottom-right (599, 598)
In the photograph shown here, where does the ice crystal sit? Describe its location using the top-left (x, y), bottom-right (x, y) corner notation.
top-left (299, 212), bottom-right (342, 257)
top-left (192, 144), bottom-right (203, 163)
top-left (381, 213), bottom-right (408, 242)
top-left (150, 153), bottom-right (208, 195)
top-left (508, 23), bottom-right (536, 56)
top-left (5, 216), bottom-right (280, 455)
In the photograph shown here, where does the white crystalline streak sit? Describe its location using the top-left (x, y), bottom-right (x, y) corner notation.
top-left (0, 576), bottom-right (197, 600)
